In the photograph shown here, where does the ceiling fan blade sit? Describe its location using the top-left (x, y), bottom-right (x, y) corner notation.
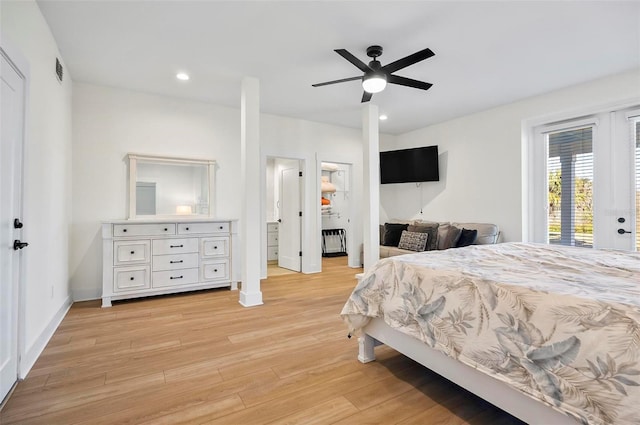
top-left (388, 75), bottom-right (433, 91)
top-left (312, 76), bottom-right (362, 87)
top-left (382, 48), bottom-right (435, 74)
top-left (361, 91), bottom-right (373, 103)
top-left (335, 49), bottom-right (371, 73)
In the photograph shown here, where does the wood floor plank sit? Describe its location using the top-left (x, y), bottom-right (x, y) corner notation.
top-left (0, 257), bottom-right (526, 425)
top-left (265, 396), bottom-right (359, 425)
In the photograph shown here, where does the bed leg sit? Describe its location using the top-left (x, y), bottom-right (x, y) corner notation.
top-left (358, 334), bottom-right (376, 363)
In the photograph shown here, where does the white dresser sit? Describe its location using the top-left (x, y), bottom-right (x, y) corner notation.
top-left (267, 221), bottom-right (279, 262)
top-left (102, 218), bottom-right (238, 307)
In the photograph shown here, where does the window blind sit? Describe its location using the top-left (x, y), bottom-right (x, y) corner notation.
top-left (547, 127), bottom-right (593, 247)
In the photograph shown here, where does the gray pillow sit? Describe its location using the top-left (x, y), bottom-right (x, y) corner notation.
top-left (407, 223), bottom-right (439, 251)
top-left (440, 226), bottom-right (462, 250)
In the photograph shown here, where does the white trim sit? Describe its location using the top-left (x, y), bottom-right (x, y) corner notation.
top-left (625, 108), bottom-right (640, 120)
top-left (19, 296), bottom-right (72, 379)
top-left (539, 117), bottom-right (598, 134)
top-left (127, 153), bottom-right (216, 166)
top-left (524, 97), bottom-right (640, 129)
top-left (72, 287), bottom-right (101, 302)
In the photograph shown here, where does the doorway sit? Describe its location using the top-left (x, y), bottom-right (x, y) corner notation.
top-left (1, 47), bottom-right (26, 404)
top-left (529, 105), bottom-right (639, 250)
top-left (266, 157), bottom-right (302, 276)
top-left (320, 161), bottom-right (353, 268)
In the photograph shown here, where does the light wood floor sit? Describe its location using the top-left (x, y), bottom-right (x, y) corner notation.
top-left (1, 257), bottom-right (524, 424)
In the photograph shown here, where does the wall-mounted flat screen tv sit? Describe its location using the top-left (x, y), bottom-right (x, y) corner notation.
top-left (380, 145), bottom-right (439, 184)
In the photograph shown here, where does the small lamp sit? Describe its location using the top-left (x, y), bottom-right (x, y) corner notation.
top-left (176, 205), bottom-right (193, 215)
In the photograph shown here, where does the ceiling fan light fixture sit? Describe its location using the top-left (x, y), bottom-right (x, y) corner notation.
top-left (362, 73), bottom-right (387, 93)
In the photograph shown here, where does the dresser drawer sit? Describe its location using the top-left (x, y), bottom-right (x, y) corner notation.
top-left (152, 268), bottom-right (199, 288)
top-left (267, 232), bottom-right (278, 246)
top-left (267, 246), bottom-right (278, 261)
top-left (113, 266), bottom-right (151, 292)
top-left (152, 253), bottom-right (199, 271)
top-left (267, 222), bottom-right (279, 232)
top-left (114, 223), bottom-right (176, 237)
top-left (114, 240), bottom-right (150, 265)
top-left (201, 260), bottom-right (229, 281)
top-left (201, 237), bottom-right (229, 258)
top-left (178, 221), bottom-right (229, 234)
top-left (152, 238), bottom-right (199, 255)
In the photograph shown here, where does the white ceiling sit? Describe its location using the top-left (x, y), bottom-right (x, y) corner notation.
top-left (37, 1), bottom-right (640, 135)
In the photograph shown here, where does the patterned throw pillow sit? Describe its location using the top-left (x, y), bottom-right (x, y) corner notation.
top-left (398, 230), bottom-right (429, 252)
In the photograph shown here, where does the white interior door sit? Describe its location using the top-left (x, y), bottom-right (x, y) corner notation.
top-left (1, 51), bottom-right (25, 403)
top-left (278, 166), bottom-right (301, 272)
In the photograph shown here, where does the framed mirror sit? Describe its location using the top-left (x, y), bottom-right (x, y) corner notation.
top-left (127, 153), bottom-right (215, 219)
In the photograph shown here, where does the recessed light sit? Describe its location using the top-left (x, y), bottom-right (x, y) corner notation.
top-left (176, 72), bottom-right (190, 81)
top-left (379, 114), bottom-right (388, 121)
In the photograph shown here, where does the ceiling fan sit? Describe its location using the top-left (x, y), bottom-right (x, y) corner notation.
top-left (312, 45), bottom-right (435, 103)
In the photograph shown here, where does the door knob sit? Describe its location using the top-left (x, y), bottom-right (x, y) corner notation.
top-left (14, 218), bottom-right (23, 229)
top-left (277, 219), bottom-right (282, 223)
top-left (13, 240), bottom-right (29, 250)
top-left (617, 228), bottom-right (631, 235)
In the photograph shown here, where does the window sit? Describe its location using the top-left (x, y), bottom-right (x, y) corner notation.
top-left (547, 127), bottom-right (594, 247)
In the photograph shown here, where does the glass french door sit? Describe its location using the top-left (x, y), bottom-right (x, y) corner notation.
top-left (532, 105), bottom-right (639, 251)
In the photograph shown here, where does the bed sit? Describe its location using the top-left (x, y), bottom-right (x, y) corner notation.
top-left (341, 242), bottom-right (640, 425)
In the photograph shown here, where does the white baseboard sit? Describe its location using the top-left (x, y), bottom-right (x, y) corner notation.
top-left (72, 287), bottom-right (100, 302)
top-left (239, 290), bottom-right (263, 307)
top-left (19, 296), bottom-right (72, 379)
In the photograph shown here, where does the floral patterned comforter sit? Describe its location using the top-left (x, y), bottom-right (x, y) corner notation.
top-left (341, 242), bottom-right (640, 425)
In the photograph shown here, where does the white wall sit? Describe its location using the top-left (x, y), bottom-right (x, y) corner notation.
top-left (1, 0), bottom-right (73, 374)
top-left (71, 83), bottom-right (242, 300)
top-left (382, 69), bottom-right (640, 242)
top-left (71, 83), bottom-right (371, 299)
top-left (261, 114), bottom-right (383, 271)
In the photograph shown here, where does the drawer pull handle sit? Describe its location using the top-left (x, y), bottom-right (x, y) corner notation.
top-left (170, 260), bottom-right (183, 264)
top-left (219, 226), bottom-right (223, 229)
top-left (130, 251), bottom-right (135, 254)
top-left (214, 269), bottom-right (218, 272)
top-left (214, 246), bottom-right (218, 249)
top-left (130, 277), bottom-right (134, 281)
top-left (164, 228), bottom-right (168, 231)
top-left (170, 244), bottom-right (184, 248)
top-left (170, 275), bottom-right (183, 280)
top-left (186, 227), bottom-right (189, 231)
top-left (123, 229), bottom-right (127, 232)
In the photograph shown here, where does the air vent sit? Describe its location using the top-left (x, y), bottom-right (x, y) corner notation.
top-left (55, 58), bottom-right (63, 82)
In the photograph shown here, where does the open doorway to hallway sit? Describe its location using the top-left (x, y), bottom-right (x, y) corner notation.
top-left (266, 157), bottom-right (302, 277)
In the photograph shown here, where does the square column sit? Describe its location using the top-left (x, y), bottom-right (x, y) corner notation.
top-left (239, 77), bottom-right (263, 307)
top-left (362, 104), bottom-right (380, 271)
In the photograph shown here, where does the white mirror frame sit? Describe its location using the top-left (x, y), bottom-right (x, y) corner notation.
top-left (127, 153), bottom-right (216, 219)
